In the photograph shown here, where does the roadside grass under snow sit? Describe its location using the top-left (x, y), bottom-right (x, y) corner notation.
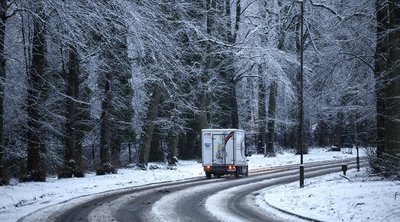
top-left (262, 168), bottom-right (400, 222)
top-left (0, 147), bottom-right (398, 222)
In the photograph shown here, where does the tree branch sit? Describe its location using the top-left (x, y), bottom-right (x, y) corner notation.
top-left (341, 52), bottom-right (375, 72)
top-left (309, 0), bottom-right (343, 21)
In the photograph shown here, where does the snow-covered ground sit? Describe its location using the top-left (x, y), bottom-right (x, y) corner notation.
top-left (262, 168), bottom-right (400, 222)
top-left (0, 147), bottom-right (398, 222)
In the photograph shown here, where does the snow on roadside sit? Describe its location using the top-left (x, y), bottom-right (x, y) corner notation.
top-left (0, 160), bottom-right (204, 222)
top-left (263, 168), bottom-right (400, 222)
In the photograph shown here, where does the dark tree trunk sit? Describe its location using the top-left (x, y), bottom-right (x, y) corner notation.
top-left (179, 122), bottom-right (197, 160)
top-left (257, 65), bottom-right (267, 155)
top-left (316, 119), bottom-right (329, 147)
top-left (384, 1), bottom-right (400, 158)
top-left (93, 4), bottom-right (133, 174)
top-left (0, 0), bottom-right (8, 185)
top-left (231, 87), bottom-right (239, 129)
top-left (97, 72), bottom-right (114, 174)
top-left (139, 85), bottom-right (161, 166)
top-left (375, 0), bottom-right (388, 157)
top-left (373, 0), bottom-right (400, 177)
top-left (266, 80), bottom-right (277, 157)
top-left (167, 133), bottom-right (179, 166)
top-left (266, 14), bottom-right (286, 154)
top-left (111, 137), bottom-right (121, 169)
top-left (59, 45), bottom-right (84, 178)
top-left (25, 7), bottom-right (47, 182)
top-left (186, 0), bottom-right (212, 158)
top-left (334, 110), bottom-right (344, 148)
top-left (149, 131), bottom-right (163, 162)
top-left (225, 0), bottom-right (240, 129)
top-left (231, 0), bottom-right (240, 129)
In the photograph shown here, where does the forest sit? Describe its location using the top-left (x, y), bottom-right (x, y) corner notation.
top-left (0, 0), bottom-right (399, 184)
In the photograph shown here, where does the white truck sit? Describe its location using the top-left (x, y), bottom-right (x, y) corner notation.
top-left (201, 129), bottom-right (248, 179)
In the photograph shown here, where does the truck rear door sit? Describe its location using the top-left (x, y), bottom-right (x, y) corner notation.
top-left (212, 131), bottom-right (235, 165)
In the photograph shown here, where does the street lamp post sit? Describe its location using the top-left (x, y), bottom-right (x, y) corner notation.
top-left (299, 0), bottom-right (305, 188)
top-left (354, 95), bottom-right (360, 171)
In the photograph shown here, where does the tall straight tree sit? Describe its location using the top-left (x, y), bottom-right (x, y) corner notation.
top-left (133, 0), bottom-right (188, 165)
top-left (303, 0), bottom-right (376, 151)
top-left (266, 80), bottom-right (277, 156)
top-left (138, 84), bottom-right (161, 166)
top-left (375, 0), bottom-right (387, 157)
top-left (59, 45), bottom-right (85, 178)
top-left (0, 0), bottom-right (8, 185)
top-left (218, 0), bottom-right (241, 129)
top-left (97, 36), bottom-right (133, 174)
top-left (384, 1), bottom-right (400, 159)
top-left (33, 0), bottom-right (96, 179)
top-left (25, 2), bottom-right (47, 181)
top-left (257, 65), bottom-right (267, 154)
top-left (177, 0), bottom-right (213, 159)
top-left (375, 0), bottom-right (400, 176)
top-left (163, 0), bottom-right (207, 160)
top-left (96, 1), bottom-right (133, 174)
top-left (200, 0), bottom-right (214, 130)
top-left (203, 0), bottom-right (231, 129)
top-left (264, 0), bottom-right (282, 157)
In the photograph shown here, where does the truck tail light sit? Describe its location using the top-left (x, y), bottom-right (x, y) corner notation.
top-left (204, 166), bottom-right (212, 171)
top-left (227, 165), bottom-right (236, 171)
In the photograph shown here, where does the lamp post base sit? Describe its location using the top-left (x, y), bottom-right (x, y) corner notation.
top-left (300, 165), bottom-right (304, 188)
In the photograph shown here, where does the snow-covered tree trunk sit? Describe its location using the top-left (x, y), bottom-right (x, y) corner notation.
top-left (265, 0), bottom-right (281, 157)
top-left (25, 2), bottom-right (47, 182)
top-left (257, 65), bottom-right (267, 155)
top-left (59, 45), bottom-right (84, 178)
top-left (266, 80), bottom-right (277, 157)
top-left (222, 0), bottom-right (240, 129)
top-left (0, 0), bottom-right (7, 185)
top-left (373, 0), bottom-right (400, 178)
top-left (375, 0), bottom-right (389, 157)
top-left (139, 85), bottom-right (161, 167)
top-left (384, 1), bottom-right (400, 159)
top-left (97, 71), bottom-right (114, 174)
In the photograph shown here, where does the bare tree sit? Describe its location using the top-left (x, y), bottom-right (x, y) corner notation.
top-left (23, 1), bottom-right (47, 182)
top-left (0, 0), bottom-right (10, 185)
top-left (373, 0), bottom-right (400, 178)
top-left (93, 1), bottom-right (134, 174)
top-left (59, 45), bottom-right (85, 178)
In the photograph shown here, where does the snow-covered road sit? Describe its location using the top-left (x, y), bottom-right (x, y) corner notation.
top-left (22, 158), bottom-right (361, 222)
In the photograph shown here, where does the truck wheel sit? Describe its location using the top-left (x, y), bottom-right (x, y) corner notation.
top-left (234, 169), bottom-right (239, 179)
top-left (206, 172), bottom-right (212, 179)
